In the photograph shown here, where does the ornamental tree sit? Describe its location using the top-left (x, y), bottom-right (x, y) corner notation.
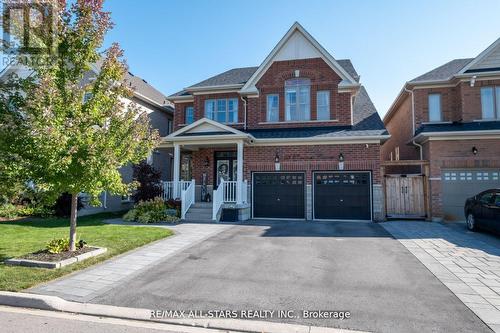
top-left (0, 0), bottom-right (159, 250)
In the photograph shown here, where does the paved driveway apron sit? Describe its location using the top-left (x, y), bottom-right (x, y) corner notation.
top-left (92, 221), bottom-right (491, 333)
top-left (382, 222), bottom-right (500, 333)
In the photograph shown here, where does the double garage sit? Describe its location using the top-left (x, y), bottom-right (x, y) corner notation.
top-left (252, 171), bottom-right (372, 221)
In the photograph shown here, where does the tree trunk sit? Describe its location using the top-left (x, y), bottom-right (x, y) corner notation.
top-left (69, 193), bottom-right (78, 251)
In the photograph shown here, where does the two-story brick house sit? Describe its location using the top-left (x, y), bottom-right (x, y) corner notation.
top-left (163, 22), bottom-right (389, 222)
top-left (382, 37), bottom-right (500, 221)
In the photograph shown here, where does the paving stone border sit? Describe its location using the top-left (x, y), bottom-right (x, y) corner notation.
top-left (5, 247), bottom-right (107, 269)
top-left (382, 222), bottom-right (500, 333)
top-left (29, 222), bottom-right (231, 302)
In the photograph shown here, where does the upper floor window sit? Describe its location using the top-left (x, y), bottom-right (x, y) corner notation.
top-left (185, 106), bottom-right (194, 125)
top-left (428, 93), bottom-right (442, 122)
top-left (266, 94), bottom-right (279, 122)
top-left (316, 90), bottom-right (330, 120)
top-left (205, 98), bottom-right (238, 123)
top-left (285, 78), bottom-right (310, 121)
top-left (481, 86), bottom-right (500, 119)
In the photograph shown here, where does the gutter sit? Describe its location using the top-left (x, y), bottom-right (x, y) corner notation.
top-left (240, 95), bottom-right (248, 130)
top-left (404, 86), bottom-right (424, 162)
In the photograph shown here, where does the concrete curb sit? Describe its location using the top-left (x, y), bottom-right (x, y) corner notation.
top-left (5, 247), bottom-right (107, 269)
top-left (0, 291), bottom-right (368, 333)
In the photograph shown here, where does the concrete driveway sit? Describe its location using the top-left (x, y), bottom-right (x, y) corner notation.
top-left (92, 221), bottom-right (491, 333)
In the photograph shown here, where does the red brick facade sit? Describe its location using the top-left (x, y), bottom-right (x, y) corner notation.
top-left (185, 144), bottom-right (381, 187)
top-left (173, 58), bottom-right (354, 131)
top-left (383, 76), bottom-right (500, 221)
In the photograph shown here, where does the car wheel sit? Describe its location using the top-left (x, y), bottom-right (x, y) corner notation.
top-left (466, 213), bottom-right (476, 231)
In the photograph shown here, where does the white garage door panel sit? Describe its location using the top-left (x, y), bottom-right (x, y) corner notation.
top-left (442, 170), bottom-right (500, 221)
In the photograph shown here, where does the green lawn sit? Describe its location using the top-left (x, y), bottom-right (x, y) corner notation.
top-left (0, 212), bottom-right (173, 291)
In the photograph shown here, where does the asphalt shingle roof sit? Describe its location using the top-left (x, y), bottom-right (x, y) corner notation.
top-left (409, 58), bottom-right (473, 83)
top-left (416, 121), bottom-right (500, 135)
top-left (171, 59), bottom-right (360, 97)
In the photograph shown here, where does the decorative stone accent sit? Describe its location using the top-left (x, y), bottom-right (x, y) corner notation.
top-left (372, 184), bottom-right (384, 221)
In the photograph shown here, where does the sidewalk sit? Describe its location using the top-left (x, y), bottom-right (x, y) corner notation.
top-left (29, 221), bottom-right (232, 302)
top-left (382, 222), bottom-right (500, 333)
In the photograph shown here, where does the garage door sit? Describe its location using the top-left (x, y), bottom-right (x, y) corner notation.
top-left (314, 172), bottom-right (372, 220)
top-left (442, 169), bottom-right (500, 221)
top-left (253, 173), bottom-right (305, 219)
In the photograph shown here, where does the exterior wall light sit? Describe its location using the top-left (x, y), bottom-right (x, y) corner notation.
top-left (275, 152), bottom-right (281, 171)
top-left (472, 146), bottom-right (478, 155)
top-left (338, 153), bottom-right (345, 170)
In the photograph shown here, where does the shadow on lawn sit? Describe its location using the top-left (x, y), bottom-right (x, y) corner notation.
top-left (0, 212), bottom-right (123, 229)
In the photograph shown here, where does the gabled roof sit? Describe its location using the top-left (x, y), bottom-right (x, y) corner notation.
top-left (459, 37), bottom-right (500, 74)
top-left (409, 59), bottom-right (473, 83)
top-left (240, 22), bottom-right (359, 94)
top-left (168, 59), bottom-right (359, 98)
top-left (167, 117), bottom-right (250, 140)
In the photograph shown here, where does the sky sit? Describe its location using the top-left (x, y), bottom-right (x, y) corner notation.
top-left (100, 0), bottom-right (499, 118)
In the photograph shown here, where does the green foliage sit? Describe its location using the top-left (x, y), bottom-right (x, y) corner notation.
top-left (123, 197), bottom-right (180, 224)
top-left (0, 203), bottom-right (52, 219)
top-left (0, 0), bottom-right (160, 247)
top-left (46, 238), bottom-right (70, 254)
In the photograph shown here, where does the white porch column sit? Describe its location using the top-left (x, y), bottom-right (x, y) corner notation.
top-left (173, 143), bottom-right (181, 198)
top-left (236, 140), bottom-right (244, 204)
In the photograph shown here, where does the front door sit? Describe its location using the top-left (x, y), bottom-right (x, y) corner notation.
top-left (214, 151), bottom-right (237, 187)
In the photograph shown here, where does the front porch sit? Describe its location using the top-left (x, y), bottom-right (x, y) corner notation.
top-left (160, 119), bottom-right (252, 222)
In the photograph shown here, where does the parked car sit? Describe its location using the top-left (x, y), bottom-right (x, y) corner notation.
top-left (464, 189), bottom-right (500, 234)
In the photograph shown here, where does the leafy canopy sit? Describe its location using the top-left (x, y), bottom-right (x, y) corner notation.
top-left (0, 0), bottom-right (160, 204)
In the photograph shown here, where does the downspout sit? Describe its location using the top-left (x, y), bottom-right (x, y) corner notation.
top-left (404, 86), bottom-right (423, 172)
top-left (240, 95), bottom-right (248, 131)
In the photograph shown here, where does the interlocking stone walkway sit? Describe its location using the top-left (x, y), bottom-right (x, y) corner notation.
top-left (382, 222), bottom-right (500, 333)
top-left (30, 222), bottom-right (231, 303)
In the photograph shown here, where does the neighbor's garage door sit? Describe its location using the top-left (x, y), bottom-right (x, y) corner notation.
top-left (314, 172), bottom-right (372, 220)
top-left (442, 169), bottom-right (500, 221)
top-left (253, 173), bottom-right (305, 219)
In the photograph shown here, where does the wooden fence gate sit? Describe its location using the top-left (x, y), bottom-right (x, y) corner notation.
top-left (385, 174), bottom-right (426, 219)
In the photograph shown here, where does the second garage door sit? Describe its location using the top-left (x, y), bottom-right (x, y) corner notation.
top-left (314, 171), bottom-right (372, 220)
top-left (442, 169), bottom-right (500, 221)
top-left (253, 172), bottom-right (305, 219)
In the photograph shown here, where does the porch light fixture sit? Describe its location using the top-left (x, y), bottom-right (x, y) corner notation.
top-left (204, 157), bottom-right (210, 167)
top-left (338, 153), bottom-right (345, 171)
top-left (472, 146), bottom-right (478, 155)
top-left (274, 152), bottom-right (281, 171)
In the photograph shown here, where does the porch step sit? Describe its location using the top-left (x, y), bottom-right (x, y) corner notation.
top-left (191, 202), bottom-right (212, 208)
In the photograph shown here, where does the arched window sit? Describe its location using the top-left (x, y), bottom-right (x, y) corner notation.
top-left (285, 78), bottom-right (310, 121)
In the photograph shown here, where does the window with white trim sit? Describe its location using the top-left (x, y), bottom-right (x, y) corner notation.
top-left (205, 98), bottom-right (238, 123)
top-left (266, 94), bottom-right (279, 122)
top-left (185, 106), bottom-right (194, 124)
top-left (428, 93), bottom-right (442, 122)
top-left (316, 90), bottom-right (330, 120)
top-left (285, 78), bottom-right (310, 121)
top-left (480, 86), bottom-right (500, 119)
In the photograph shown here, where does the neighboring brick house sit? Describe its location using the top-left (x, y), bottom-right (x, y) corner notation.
top-left (163, 22), bottom-right (389, 221)
top-left (382, 37), bottom-right (500, 221)
top-left (0, 63), bottom-right (175, 215)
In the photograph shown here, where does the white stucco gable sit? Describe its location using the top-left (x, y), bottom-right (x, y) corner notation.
top-left (460, 37), bottom-right (500, 73)
top-left (240, 22), bottom-right (359, 94)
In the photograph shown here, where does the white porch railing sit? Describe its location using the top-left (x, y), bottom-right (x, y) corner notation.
top-left (161, 180), bottom-right (191, 200)
top-left (212, 179), bottom-right (225, 220)
top-left (181, 179), bottom-right (195, 219)
top-left (212, 180), bottom-right (248, 221)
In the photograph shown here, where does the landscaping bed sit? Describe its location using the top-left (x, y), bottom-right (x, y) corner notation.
top-left (20, 247), bottom-right (97, 262)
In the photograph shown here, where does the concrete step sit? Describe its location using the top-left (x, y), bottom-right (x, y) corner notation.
top-left (187, 207), bottom-right (212, 213)
top-left (191, 202), bottom-right (212, 208)
top-left (186, 213), bottom-right (212, 219)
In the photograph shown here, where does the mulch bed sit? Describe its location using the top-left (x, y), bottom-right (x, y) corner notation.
top-left (20, 247), bottom-right (98, 262)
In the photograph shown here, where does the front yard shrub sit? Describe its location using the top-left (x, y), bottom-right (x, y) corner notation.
top-left (53, 193), bottom-right (84, 217)
top-left (123, 197), bottom-right (180, 224)
top-left (132, 162), bottom-right (163, 203)
top-left (46, 238), bottom-right (70, 254)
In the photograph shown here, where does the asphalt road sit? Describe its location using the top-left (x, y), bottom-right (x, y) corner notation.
top-left (0, 306), bottom-right (225, 333)
top-left (93, 220), bottom-right (492, 333)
